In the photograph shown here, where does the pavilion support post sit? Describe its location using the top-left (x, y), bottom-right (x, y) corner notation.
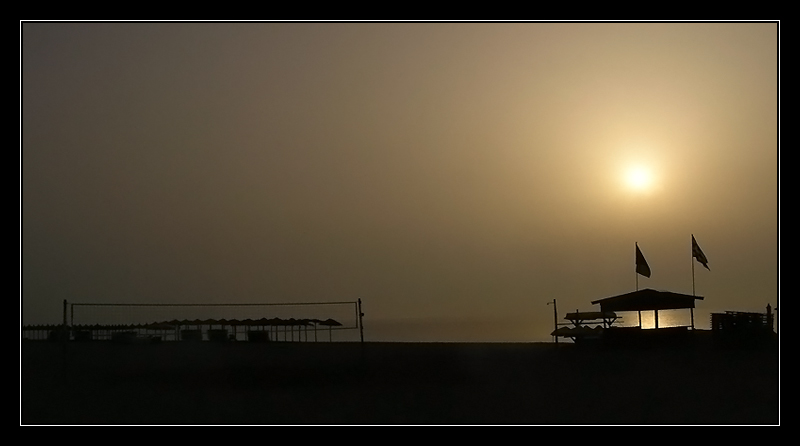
top-left (654, 310), bottom-right (659, 329)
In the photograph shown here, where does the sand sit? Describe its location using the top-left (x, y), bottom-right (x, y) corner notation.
top-left (20, 333), bottom-right (779, 425)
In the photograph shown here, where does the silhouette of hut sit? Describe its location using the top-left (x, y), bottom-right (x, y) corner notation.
top-left (591, 288), bottom-right (704, 346)
top-left (592, 288), bottom-right (703, 328)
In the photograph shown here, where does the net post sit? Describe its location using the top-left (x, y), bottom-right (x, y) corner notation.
top-left (61, 299), bottom-right (68, 380)
top-left (358, 298), bottom-right (364, 343)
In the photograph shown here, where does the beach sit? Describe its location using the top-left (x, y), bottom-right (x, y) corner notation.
top-left (21, 334), bottom-right (779, 425)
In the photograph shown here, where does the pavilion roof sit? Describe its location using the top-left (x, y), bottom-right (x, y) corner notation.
top-left (591, 288), bottom-right (703, 312)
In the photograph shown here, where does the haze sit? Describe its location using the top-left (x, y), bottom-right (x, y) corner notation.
top-left (21, 22), bottom-right (779, 342)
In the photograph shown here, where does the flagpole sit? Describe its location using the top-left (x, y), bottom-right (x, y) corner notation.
top-left (635, 242), bottom-right (639, 291)
top-left (691, 249), bottom-right (696, 297)
top-left (691, 236), bottom-right (696, 329)
top-left (691, 234), bottom-right (697, 297)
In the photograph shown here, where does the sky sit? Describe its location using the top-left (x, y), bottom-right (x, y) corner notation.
top-left (21, 22), bottom-right (779, 342)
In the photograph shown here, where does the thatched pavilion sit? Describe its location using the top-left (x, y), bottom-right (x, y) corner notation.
top-left (591, 288), bottom-right (704, 330)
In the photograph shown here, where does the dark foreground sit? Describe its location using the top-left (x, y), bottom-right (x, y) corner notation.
top-left (21, 333), bottom-right (779, 425)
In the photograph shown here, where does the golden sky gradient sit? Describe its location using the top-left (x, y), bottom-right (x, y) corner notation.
top-left (21, 22), bottom-right (778, 341)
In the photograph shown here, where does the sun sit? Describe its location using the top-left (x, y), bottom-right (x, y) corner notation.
top-left (625, 165), bottom-right (652, 191)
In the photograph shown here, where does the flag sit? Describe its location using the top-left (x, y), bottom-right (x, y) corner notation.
top-left (692, 235), bottom-right (710, 270)
top-left (635, 243), bottom-right (651, 278)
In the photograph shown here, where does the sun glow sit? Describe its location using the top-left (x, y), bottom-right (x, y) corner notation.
top-left (625, 165), bottom-right (653, 191)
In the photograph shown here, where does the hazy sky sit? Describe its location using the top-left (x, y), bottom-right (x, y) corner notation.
top-left (21, 22), bottom-right (779, 342)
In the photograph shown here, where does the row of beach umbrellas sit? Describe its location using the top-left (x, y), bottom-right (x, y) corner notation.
top-left (23, 318), bottom-right (344, 341)
top-left (24, 317), bottom-right (343, 331)
top-left (138, 317), bottom-right (343, 330)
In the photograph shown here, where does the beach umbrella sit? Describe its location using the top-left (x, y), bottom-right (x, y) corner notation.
top-left (297, 319), bottom-right (313, 342)
top-left (286, 318), bottom-right (298, 341)
top-left (309, 319), bottom-right (324, 342)
top-left (292, 319), bottom-right (311, 341)
top-left (216, 319), bottom-right (234, 339)
top-left (317, 319), bottom-right (342, 341)
top-left (144, 321), bottom-right (176, 340)
top-left (166, 319), bottom-right (183, 330)
top-left (256, 317), bottom-right (271, 329)
top-left (188, 319), bottom-right (204, 329)
top-left (265, 317), bottom-right (281, 340)
top-left (144, 322), bottom-right (176, 331)
top-left (163, 320), bottom-right (182, 340)
top-left (200, 318), bottom-right (219, 329)
top-left (265, 317), bottom-right (284, 340)
top-left (285, 318), bottom-right (311, 341)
